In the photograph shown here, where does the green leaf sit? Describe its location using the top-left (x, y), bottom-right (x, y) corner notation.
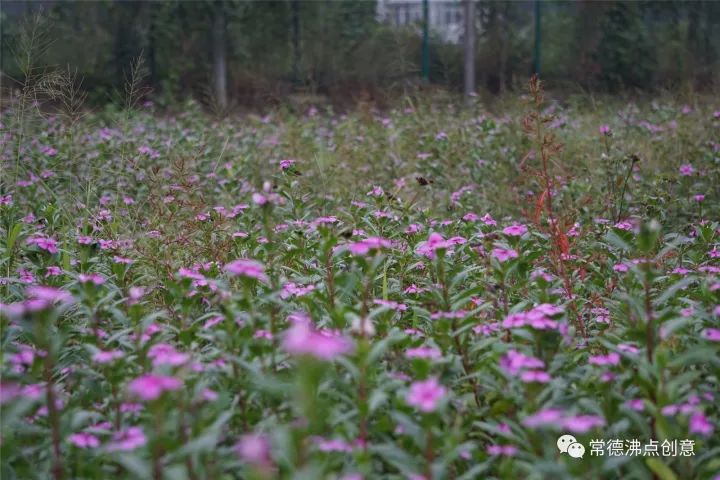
top-left (637, 219), bottom-right (661, 253)
top-left (645, 458), bottom-right (678, 480)
top-left (116, 453), bottom-right (151, 479)
top-left (368, 330), bottom-right (403, 364)
top-left (6, 223), bottom-right (21, 252)
top-left (654, 277), bottom-right (693, 306)
top-left (172, 409), bottom-right (234, 458)
top-left (605, 230), bottom-right (632, 252)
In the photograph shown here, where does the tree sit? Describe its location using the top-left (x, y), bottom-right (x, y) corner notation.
top-left (211, 0), bottom-right (228, 111)
top-left (463, 0), bottom-right (476, 99)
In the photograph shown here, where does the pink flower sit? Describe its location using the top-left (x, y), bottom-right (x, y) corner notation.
top-left (703, 328), bottom-right (720, 342)
top-left (147, 343), bottom-right (189, 366)
top-left (561, 415), bottom-right (606, 433)
top-left (282, 322), bottom-right (353, 361)
top-left (502, 224), bottom-right (527, 236)
top-left (45, 266), bottom-right (63, 277)
top-left (520, 370), bottom-right (551, 383)
top-left (27, 286), bottom-right (73, 304)
top-left (625, 399), bottom-right (645, 411)
top-left (521, 408), bottom-right (564, 428)
top-left (313, 436), bottom-right (354, 453)
top-left (405, 346), bottom-right (442, 360)
top-left (128, 374), bottom-right (182, 401)
top-left (406, 377), bottom-right (447, 412)
top-left (26, 235), bottom-right (59, 253)
top-left (252, 193), bottom-right (268, 205)
top-left (69, 432), bottom-right (100, 448)
top-left (405, 223), bottom-right (423, 234)
top-left (235, 434), bottom-right (272, 467)
top-left (487, 444), bottom-right (518, 456)
top-left (200, 389), bottom-right (218, 401)
top-left (280, 282), bottom-right (316, 299)
top-left (128, 286), bottom-right (145, 303)
top-left (254, 329), bottom-right (273, 340)
top-left (416, 232), bottom-right (456, 258)
top-left (404, 284), bottom-right (425, 294)
top-left (98, 239), bottom-right (116, 250)
top-left (473, 322), bottom-right (500, 336)
top-left (341, 474), bottom-right (363, 480)
top-left (679, 164), bottom-right (695, 176)
top-left (618, 343), bottom-right (640, 355)
top-left (107, 427), bottom-right (146, 451)
top-left (77, 235), bottom-right (94, 245)
top-left (347, 237), bottom-right (392, 256)
top-left (614, 221), bottom-right (633, 231)
top-left (279, 159), bottom-right (295, 170)
top-left (481, 213), bottom-right (497, 226)
top-left (430, 310), bottom-right (467, 320)
top-left (78, 273), bottom-right (105, 285)
top-left (120, 403), bottom-right (143, 413)
top-left (522, 408), bottom-right (605, 432)
top-left (41, 145), bottom-right (58, 156)
top-left (588, 352), bottom-right (620, 366)
top-left (502, 304), bottom-right (562, 330)
top-left (2, 286), bottom-right (74, 317)
top-left (499, 350), bottom-right (545, 375)
top-left (225, 259), bottom-right (268, 283)
top-left (203, 315), bottom-right (224, 329)
top-left (93, 350), bottom-right (124, 364)
top-left (367, 186), bottom-right (384, 197)
top-left (373, 299), bottom-right (407, 311)
top-left (137, 146), bottom-right (159, 158)
top-left (599, 124), bottom-right (611, 135)
top-left (492, 248), bottom-right (518, 262)
top-left (689, 412), bottom-right (714, 437)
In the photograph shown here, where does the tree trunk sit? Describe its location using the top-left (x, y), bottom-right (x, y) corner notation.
top-left (212, 2), bottom-right (228, 111)
top-left (463, 0), bottom-right (476, 100)
top-left (292, 0), bottom-right (301, 85)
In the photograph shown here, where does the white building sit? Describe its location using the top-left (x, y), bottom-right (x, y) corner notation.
top-left (376, 0), bottom-right (464, 44)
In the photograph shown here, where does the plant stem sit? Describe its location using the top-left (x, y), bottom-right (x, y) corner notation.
top-left (616, 160), bottom-right (634, 223)
top-left (424, 428), bottom-right (434, 480)
top-left (44, 357), bottom-right (64, 480)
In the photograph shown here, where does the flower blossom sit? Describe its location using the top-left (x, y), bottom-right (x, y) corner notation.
top-left (69, 432), bottom-right (100, 448)
top-left (406, 377), bottom-right (447, 412)
top-left (492, 247), bottom-right (518, 262)
top-left (502, 224), bottom-right (527, 236)
top-left (282, 322), bottom-right (353, 360)
top-left (225, 259), bottom-right (268, 283)
top-left (107, 427), bottom-right (147, 451)
top-left (128, 374), bottom-right (182, 401)
top-left (147, 343), bottom-right (189, 366)
top-left (347, 237), bottom-right (392, 256)
top-left (405, 346), bottom-right (442, 360)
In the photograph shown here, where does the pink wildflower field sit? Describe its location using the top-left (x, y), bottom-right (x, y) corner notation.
top-left (1, 79), bottom-right (719, 479)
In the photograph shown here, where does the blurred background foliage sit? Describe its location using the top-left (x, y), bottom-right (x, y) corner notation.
top-left (1, 0), bottom-right (719, 109)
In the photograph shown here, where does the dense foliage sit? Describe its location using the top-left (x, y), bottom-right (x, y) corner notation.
top-left (2, 0), bottom-right (719, 105)
top-left (1, 81), bottom-right (719, 479)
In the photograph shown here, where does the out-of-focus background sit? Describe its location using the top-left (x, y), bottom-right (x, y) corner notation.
top-left (2, 0), bottom-right (719, 110)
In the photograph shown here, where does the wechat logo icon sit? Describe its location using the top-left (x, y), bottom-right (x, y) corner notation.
top-left (557, 434), bottom-right (585, 459)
